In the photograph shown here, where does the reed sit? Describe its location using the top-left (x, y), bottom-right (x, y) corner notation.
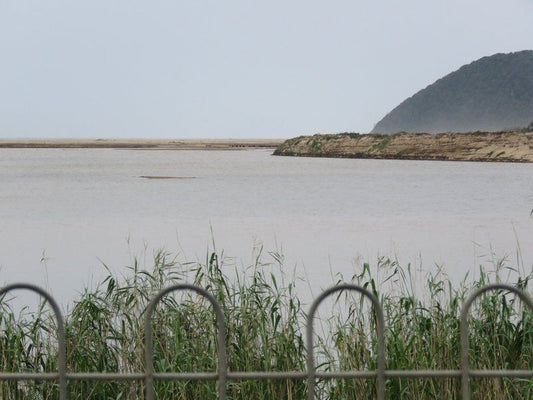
top-left (0, 249), bottom-right (532, 399)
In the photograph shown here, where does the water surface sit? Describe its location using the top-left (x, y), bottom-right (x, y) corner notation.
top-left (1, 148), bottom-right (532, 305)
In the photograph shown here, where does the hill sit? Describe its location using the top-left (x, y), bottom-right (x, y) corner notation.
top-left (372, 51), bottom-right (533, 134)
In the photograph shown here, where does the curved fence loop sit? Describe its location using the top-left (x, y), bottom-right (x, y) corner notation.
top-left (460, 283), bottom-right (533, 400)
top-left (306, 284), bottom-right (386, 400)
top-left (1, 282), bottom-right (532, 398)
top-left (0, 283), bottom-right (67, 399)
top-left (143, 284), bottom-right (228, 400)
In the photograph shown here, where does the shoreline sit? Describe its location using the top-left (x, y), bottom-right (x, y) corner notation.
top-left (0, 138), bottom-right (284, 150)
top-left (274, 131), bottom-right (533, 163)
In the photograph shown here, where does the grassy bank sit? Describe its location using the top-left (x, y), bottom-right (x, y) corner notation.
top-left (273, 131), bottom-right (533, 162)
top-left (1, 250), bottom-right (532, 399)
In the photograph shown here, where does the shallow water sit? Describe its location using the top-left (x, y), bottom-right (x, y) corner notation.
top-left (1, 148), bottom-right (532, 306)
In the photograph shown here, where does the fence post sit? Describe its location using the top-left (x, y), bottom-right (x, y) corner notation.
top-left (306, 284), bottom-right (386, 400)
top-left (460, 283), bottom-right (533, 400)
top-left (144, 284), bottom-right (228, 400)
top-left (0, 283), bottom-right (67, 399)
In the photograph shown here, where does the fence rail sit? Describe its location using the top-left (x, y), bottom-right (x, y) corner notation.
top-left (1, 282), bottom-right (532, 399)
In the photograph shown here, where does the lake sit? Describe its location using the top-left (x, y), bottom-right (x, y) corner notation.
top-left (1, 148), bottom-right (532, 306)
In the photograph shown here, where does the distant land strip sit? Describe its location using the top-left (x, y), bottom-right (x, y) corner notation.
top-left (273, 131), bottom-right (533, 162)
top-left (0, 138), bottom-right (284, 150)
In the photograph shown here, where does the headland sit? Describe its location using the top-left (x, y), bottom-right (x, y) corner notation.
top-left (274, 131), bottom-right (533, 162)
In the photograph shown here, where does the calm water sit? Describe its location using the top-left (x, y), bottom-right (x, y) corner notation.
top-left (1, 148), bottom-right (533, 305)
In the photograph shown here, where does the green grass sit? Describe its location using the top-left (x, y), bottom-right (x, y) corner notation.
top-left (1, 249), bottom-right (532, 399)
top-left (370, 136), bottom-right (393, 152)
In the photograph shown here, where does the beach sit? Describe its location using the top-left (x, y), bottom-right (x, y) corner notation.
top-left (0, 138), bottom-right (283, 150)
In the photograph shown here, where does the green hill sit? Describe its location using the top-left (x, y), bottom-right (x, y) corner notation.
top-left (372, 50), bottom-right (533, 134)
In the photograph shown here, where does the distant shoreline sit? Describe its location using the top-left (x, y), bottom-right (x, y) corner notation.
top-left (0, 138), bottom-right (284, 150)
top-left (274, 131), bottom-right (533, 163)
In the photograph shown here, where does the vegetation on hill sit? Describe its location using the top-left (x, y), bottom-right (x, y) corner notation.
top-left (372, 50), bottom-right (533, 134)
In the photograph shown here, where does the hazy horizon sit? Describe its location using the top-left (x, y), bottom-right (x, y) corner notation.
top-left (1, 1), bottom-right (532, 139)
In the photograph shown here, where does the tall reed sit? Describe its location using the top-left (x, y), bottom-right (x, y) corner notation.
top-left (0, 249), bottom-right (532, 399)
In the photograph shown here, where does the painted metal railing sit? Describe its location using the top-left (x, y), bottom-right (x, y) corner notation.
top-left (0, 282), bottom-right (532, 399)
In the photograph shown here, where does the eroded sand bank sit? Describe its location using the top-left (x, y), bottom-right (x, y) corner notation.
top-left (274, 131), bottom-right (533, 162)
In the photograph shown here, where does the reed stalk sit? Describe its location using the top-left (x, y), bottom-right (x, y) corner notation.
top-left (0, 249), bottom-right (532, 399)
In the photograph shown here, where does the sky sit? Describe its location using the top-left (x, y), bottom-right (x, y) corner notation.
top-left (1, 1), bottom-right (532, 139)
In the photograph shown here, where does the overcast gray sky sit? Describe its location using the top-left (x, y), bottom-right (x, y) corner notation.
top-left (1, 1), bottom-right (532, 139)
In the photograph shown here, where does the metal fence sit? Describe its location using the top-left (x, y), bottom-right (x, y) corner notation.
top-left (0, 282), bottom-right (532, 399)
